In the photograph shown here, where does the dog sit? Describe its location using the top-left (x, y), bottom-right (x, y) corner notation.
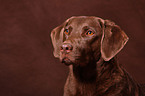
top-left (50, 16), bottom-right (144, 96)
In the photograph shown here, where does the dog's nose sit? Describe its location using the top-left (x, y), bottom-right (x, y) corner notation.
top-left (60, 43), bottom-right (73, 53)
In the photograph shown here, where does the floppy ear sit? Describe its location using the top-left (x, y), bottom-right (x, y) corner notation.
top-left (50, 17), bottom-right (74, 58)
top-left (101, 20), bottom-right (129, 61)
top-left (51, 25), bottom-right (65, 58)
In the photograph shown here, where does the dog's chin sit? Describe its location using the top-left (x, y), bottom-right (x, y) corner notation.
top-left (60, 57), bottom-right (89, 67)
top-left (61, 58), bottom-right (73, 66)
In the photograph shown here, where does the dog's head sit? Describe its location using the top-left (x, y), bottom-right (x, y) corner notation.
top-left (51, 16), bottom-right (129, 66)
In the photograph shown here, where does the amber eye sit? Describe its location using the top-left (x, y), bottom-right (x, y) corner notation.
top-left (64, 29), bottom-right (69, 35)
top-left (86, 30), bottom-right (94, 36)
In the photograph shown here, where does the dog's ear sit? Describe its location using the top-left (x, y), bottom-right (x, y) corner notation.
top-left (50, 17), bottom-right (74, 58)
top-left (51, 24), bottom-right (65, 58)
top-left (101, 20), bottom-right (129, 61)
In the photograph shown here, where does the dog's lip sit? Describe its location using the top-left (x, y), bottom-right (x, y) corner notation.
top-left (62, 58), bottom-right (69, 62)
top-left (60, 56), bottom-right (88, 67)
top-left (61, 57), bottom-right (72, 66)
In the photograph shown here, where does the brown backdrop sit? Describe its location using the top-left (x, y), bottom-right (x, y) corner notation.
top-left (0, 0), bottom-right (145, 96)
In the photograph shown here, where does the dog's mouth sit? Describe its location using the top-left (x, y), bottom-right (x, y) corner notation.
top-left (60, 51), bottom-right (91, 66)
top-left (61, 57), bottom-right (73, 66)
top-left (60, 55), bottom-right (88, 67)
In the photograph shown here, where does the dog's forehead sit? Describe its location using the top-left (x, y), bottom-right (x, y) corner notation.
top-left (68, 17), bottom-right (100, 27)
top-left (65, 17), bottom-right (102, 36)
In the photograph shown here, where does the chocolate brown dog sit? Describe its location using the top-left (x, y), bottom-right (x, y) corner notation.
top-left (51, 16), bottom-right (144, 96)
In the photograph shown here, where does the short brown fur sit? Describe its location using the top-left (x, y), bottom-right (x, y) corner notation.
top-left (51, 16), bottom-right (145, 96)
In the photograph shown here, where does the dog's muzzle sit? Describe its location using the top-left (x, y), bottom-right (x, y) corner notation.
top-left (60, 43), bottom-right (73, 65)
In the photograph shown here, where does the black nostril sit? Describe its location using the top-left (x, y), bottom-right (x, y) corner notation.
top-left (60, 46), bottom-right (63, 50)
top-left (69, 45), bottom-right (73, 50)
top-left (66, 47), bottom-right (69, 50)
top-left (60, 43), bottom-right (73, 52)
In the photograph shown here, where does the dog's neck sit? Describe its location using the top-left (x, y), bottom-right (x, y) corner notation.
top-left (67, 57), bottom-right (142, 95)
top-left (96, 57), bottom-right (124, 79)
top-left (72, 60), bottom-right (97, 83)
top-left (69, 57), bottom-right (122, 83)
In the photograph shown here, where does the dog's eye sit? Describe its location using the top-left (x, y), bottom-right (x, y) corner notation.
top-left (86, 30), bottom-right (94, 36)
top-left (64, 29), bottom-right (69, 35)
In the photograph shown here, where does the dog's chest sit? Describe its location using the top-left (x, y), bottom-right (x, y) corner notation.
top-left (75, 82), bottom-right (97, 96)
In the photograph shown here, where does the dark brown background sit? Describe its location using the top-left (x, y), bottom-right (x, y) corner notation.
top-left (0, 0), bottom-right (145, 96)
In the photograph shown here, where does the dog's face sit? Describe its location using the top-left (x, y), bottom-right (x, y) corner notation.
top-left (59, 17), bottom-right (103, 66)
top-left (51, 16), bottom-right (129, 66)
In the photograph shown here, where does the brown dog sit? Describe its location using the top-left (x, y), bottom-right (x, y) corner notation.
top-left (51, 16), bottom-right (144, 96)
